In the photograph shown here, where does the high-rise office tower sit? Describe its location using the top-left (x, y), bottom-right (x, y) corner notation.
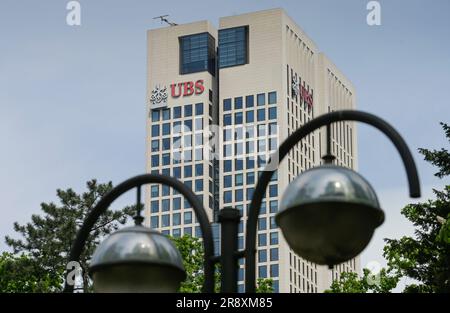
top-left (145, 8), bottom-right (358, 293)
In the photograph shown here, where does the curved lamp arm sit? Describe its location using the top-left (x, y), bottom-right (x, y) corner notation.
top-left (244, 110), bottom-right (421, 292)
top-left (63, 174), bottom-right (215, 293)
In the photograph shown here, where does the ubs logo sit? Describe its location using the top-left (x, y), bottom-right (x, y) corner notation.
top-left (170, 80), bottom-right (205, 98)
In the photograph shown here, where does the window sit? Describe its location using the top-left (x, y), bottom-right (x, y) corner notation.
top-left (195, 164), bottom-right (203, 176)
top-left (173, 167), bottom-right (181, 179)
top-left (246, 187), bottom-right (254, 200)
top-left (195, 118), bottom-right (203, 131)
top-left (270, 217), bottom-right (276, 229)
top-left (246, 95), bottom-right (254, 108)
top-left (151, 185), bottom-right (159, 197)
top-left (218, 26), bottom-right (248, 68)
top-left (151, 155), bottom-right (159, 167)
top-left (151, 216), bottom-right (159, 229)
top-left (258, 217), bottom-right (267, 230)
top-left (258, 250), bottom-right (267, 262)
top-left (162, 185), bottom-right (170, 196)
top-left (224, 191), bottom-right (232, 203)
top-left (269, 200), bottom-right (278, 213)
top-left (162, 138), bottom-right (170, 150)
top-left (259, 266), bottom-right (267, 278)
top-left (162, 108), bottom-right (170, 120)
top-left (184, 135), bottom-right (192, 148)
top-left (162, 199), bottom-right (170, 212)
top-left (269, 185), bottom-right (278, 197)
top-left (257, 124), bottom-right (266, 137)
top-left (224, 175), bottom-right (232, 188)
top-left (173, 198), bottom-right (181, 211)
top-left (184, 104), bottom-right (192, 117)
top-left (224, 144), bottom-right (232, 157)
top-left (224, 114), bottom-right (232, 126)
top-left (152, 125), bottom-right (160, 137)
top-left (270, 232), bottom-right (278, 245)
top-left (235, 159), bottom-right (243, 171)
top-left (184, 227), bottom-right (192, 236)
top-left (195, 103), bottom-right (203, 115)
top-left (195, 179), bottom-right (203, 192)
top-left (173, 106), bottom-right (182, 119)
top-left (151, 201), bottom-right (159, 213)
top-left (184, 212), bottom-right (192, 224)
top-left (234, 97), bottom-right (243, 109)
top-left (223, 98), bottom-right (232, 111)
top-left (195, 133), bottom-right (203, 146)
top-left (151, 140), bottom-right (159, 152)
top-left (258, 233), bottom-right (267, 246)
top-left (173, 228), bottom-right (181, 238)
top-left (151, 110), bottom-right (160, 122)
top-left (270, 264), bottom-right (279, 277)
top-left (162, 153), bottom-right (170, 166)
top-left (224, 160), bottom-right (232, 172)
top-left (235, 189), bottom-right (243, 202)
top-left (268, 91), bottom-right (277, 104)
top-left (246, 110), bottom-right (254, 123)
top-left (270, 248), bottom-right (279, 261)
top-left (246, 172), bottom-right (255, 184)
top-left (162, 123), bottom-right (170, 135)
top-left (235, 173), bottom-right (243, 186)
top-left (179, 32), bottom-right (215, 75)
top-left (269, 107), bottom-right (277, 120)
top-left (234, 112), bottom-right (243, 124)
top-left (173, 213), bottom-right (181, 226)
top-left (246, 157), bottom-right (255, 169)
top-left (162, 215), bottom-right (170, 227)
top-left (184, 119), bottom-right (192, 131)
top-left (257, 93), bottom-right (265, 106)
top-left (257, 109), bottom-right (265, 121)
top-left (184, 165), bottom-right (192, 178)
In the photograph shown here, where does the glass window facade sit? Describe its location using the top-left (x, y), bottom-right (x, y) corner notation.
top-left (218, 26), bottom-right (249, 68)
top-left (179, 32), bottom-right (216, 75)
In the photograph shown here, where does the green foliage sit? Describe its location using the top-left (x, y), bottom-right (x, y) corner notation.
top-left (325, 268), bottom-right (399, 293)
top-left (171, 235), bottom-right (274, 293)
top-left (256, 278), bottom-right (274, 293)
top-left (4, 179), bottom-right (135, 292)
top-left (383, 122), bottom-right (450, 293)
top-left (0, 252), bottom-right (62, 292)
top-left (171, 235), bottom-right (206, 293)
top-left (418, 123), bottom-right (450, 179)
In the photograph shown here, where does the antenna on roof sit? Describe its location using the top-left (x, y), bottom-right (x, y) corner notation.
top-left (153, 15), bottom-right (178, 26)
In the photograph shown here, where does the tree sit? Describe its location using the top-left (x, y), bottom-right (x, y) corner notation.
top-left (383, 123), bottom-right (450, 293)
top-left (326, 122), bottom-right (450, 293)
top-left (0, 252), bottom-right (62, 292)
top-left (325, 268), bottom-right (399, 293)
top-left (172, 235), bottom-right (274, 293)
top-left (4, 179), bottom-right (135, 292)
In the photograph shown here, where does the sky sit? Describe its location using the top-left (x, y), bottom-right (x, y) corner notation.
top-left (0, 0), bottom-right (449, 291)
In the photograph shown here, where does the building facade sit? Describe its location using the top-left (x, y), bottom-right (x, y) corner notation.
top-left (145, 8), bottom-right (359, 293)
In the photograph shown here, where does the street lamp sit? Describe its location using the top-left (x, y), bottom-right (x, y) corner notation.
top-left (276, 164), bottom-right (384, 266)
top-left (63, 110), bottom-right (420, 293)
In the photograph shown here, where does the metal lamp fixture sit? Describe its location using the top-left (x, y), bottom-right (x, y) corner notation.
top-left (89, 226), bottom-right (185, 292)
top-left (64, 110), bottom-right (421, 293)
top-left (276, 165), bottom-right (384, 267)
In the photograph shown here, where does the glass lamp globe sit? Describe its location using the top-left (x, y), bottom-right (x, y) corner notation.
top-left (89, 225), bottom-right (186, 293)
top-left (276, 165), bottom-right (384, 267)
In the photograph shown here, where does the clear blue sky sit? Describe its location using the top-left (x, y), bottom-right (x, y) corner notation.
top-left (0, 0), bottom-right (449, 288)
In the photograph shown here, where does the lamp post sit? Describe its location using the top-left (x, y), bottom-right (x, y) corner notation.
top-left (63, 110), bottom-right (420, 293)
